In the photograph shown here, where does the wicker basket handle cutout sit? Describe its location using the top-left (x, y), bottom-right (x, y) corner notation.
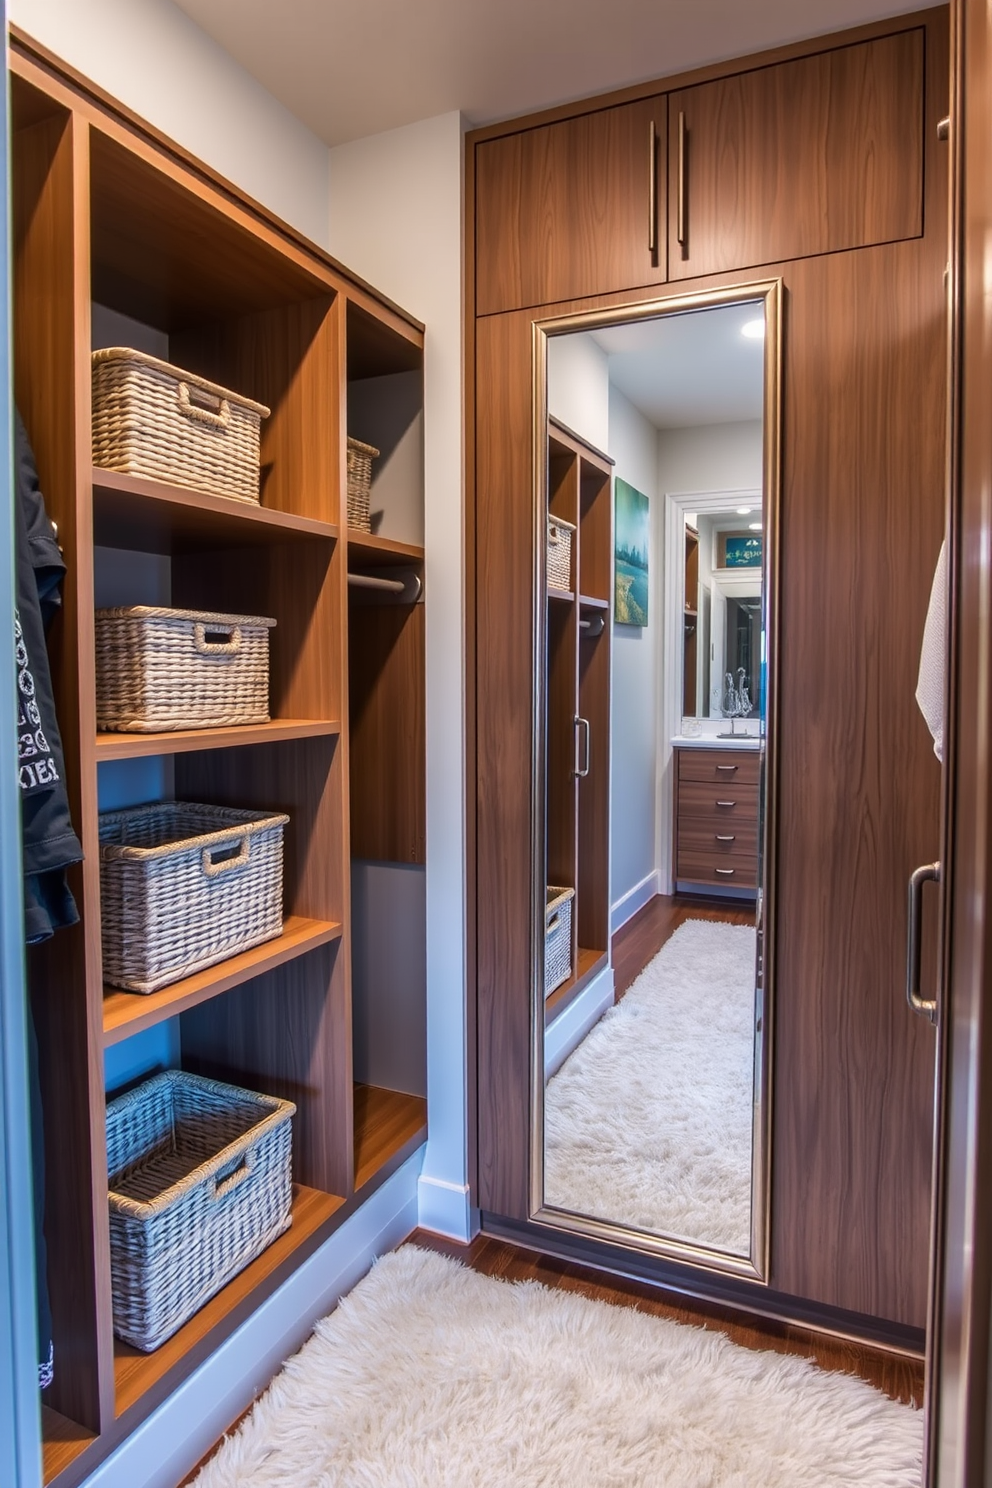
top-left (193, 623), bottom-right (242, 656)
top-left (178, 380), bottom-right (231, 429)
top-left (201, 837), bottom-right (251, 877)
top-left (212, 1151), bottom-right (255, 1202)
top-left (547, 911), bottom-right (561, 935)
top-left (549, 524), bottom-right (562, 545)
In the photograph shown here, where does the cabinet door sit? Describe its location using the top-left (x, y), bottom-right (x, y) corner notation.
top-left (668, 29), bottom-right (924, 280)
top-left (476, 97), bottom-right (667, 316)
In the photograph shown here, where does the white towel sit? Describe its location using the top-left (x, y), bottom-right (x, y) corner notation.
top-left (916, 540), bottom-right (947, 763)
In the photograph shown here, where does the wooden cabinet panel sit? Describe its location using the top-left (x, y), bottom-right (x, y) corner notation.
top-left (668, 29), bottom-right (924, 280)
top-left (678, 748), bottom-right (760, 785)
top-left (476, 97), bottom-right (667, 316)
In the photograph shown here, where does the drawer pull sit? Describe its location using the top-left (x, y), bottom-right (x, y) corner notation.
top-left (715, 800), bottom-right (737, 808)
top-left (715, 834), bottom-right (736, 842)
top-left (715, 867), bottom-right (736, 876)
top-left (716, 764), bottom-right (738, 773)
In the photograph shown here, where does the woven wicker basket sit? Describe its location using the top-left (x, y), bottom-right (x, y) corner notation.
top-left (92, 348), bottom-right (270, 504)
top-left (547, 515), bottom-right (576, 590)
top-left (107, 1070), bottom-right (295, 1351)
top-left (545, 885), bottom-right (575, 998)
top-left (99, 802), bottom-right (289, 993)
top-left (346, 437), bottom-right (379, 531)
top-left (95, 606), bottom-right (276, 733)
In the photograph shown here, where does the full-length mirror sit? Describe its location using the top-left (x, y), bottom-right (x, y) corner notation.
top-left (533, 285), bottom-right (780, 1279)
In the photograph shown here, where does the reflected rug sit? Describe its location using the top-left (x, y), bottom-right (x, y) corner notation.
top-left (192, 1245), bottom-right (922, 1488)
top-left (545, 918), bottom-right (756, 1251)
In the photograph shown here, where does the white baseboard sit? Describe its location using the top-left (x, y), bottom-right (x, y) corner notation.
top-left (544, 966), bottom-right (615, 1078)
top-left (610, 870), bottom-right (660, 934)
top-left (82, 1148), bottom-right (425, 1488)
top-left (417, 1173), bottom-right (477, 1241)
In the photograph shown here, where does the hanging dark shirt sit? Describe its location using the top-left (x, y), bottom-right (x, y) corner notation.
top-left (14, 408), bottom-right (82, 941)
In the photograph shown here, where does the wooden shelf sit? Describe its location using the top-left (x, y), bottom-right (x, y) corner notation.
top-left (113, 1184), bottom-right (345, 1419)
top-left (354, 1084), bottom-right (428, 1192)
top-left (579, 594), bottom-right (610, 610)
top-left (347, 529), bottom-right (424, 568)
top-left (42, 1407), bottom-right (96, 1486)
top-left (92, 468), bottom-right (338, 554)
top-left (548, 585), bottom-right (575, 603)
top-left (545, 947), bottom-right (609, 1027)
top-left (95, 719), bottom-right (341, 761)
top-left (103, 917), bottom-right (343, 1045)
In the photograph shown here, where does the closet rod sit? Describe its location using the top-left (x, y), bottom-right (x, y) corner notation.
top-left (348, 572), bottom-right (405, 594)
top-left (579, 614), bottom-right (606, 637)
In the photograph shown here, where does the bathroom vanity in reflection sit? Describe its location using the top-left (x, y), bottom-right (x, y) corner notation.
top-left (673, 743), bottom-right (760, 897)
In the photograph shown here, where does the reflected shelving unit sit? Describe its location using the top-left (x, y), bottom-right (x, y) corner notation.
top-left (544, 418), bottom-right (613, 1028)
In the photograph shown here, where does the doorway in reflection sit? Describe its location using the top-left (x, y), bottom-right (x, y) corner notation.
top-left (539, 290), bottom-right (777, 1276)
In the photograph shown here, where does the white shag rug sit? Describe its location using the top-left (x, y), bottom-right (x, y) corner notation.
top-left (192, 1245), bottom-right (922, 1488)
top-left (545, 919), bottom-right (757, 1252)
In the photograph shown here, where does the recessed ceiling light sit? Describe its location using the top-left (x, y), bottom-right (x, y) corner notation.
top-left (741, 318), bottom-right (765, 340)
top-left (749, 522), bottom-right (763, 531)
top-left (736, 506), bottom-right (752, 515)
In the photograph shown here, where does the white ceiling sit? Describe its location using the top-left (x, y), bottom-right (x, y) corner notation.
top-left (588, 302), bottom-right (765, 428)
top-left (175, 0), bottom-right (920, 146)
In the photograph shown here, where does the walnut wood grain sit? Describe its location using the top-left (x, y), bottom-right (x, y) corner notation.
top-left (668, 29), bottom-right (925, 280)
top-left (91, 467), bottom-right (338, 553)
top-left (546, 598), bottom-right (578, 899)
top-left (476, 309), bottom-right (537, 1217)
top-left (14, 103), bottom-right (115, 1432)
top-left (476, 96), bottom-right (668, 316)
top-left (176, 735), bottom-right (352, 1196)
top-left (102, 917), bottom-right (344, 1046)
top-left (770, 210), bottom-right (946, 1320)
top-left (471, 8), bottom-right (949, 1333)
top-left (678, 748), bottom-right (761, 784)
top-left (353, 1085), bottom-right (428, 1191)
top-left (41, 1408), bottom-right (95, 1485)
top-left (348, 602), bottom-right (426, 863)
top-left (577, 628), bottom-right (610, 953)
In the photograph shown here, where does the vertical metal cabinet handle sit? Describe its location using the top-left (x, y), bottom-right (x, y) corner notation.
top-left (907, 861), bottom-right (940, 1020)
top-left (648, 121), bottom-right (657, 256)
top-left (574, 716), bottom-right (591, 778)
top-left (677, 110), bottom-right (687, 248)
top-left (937, 116), bottom-right (950, 141)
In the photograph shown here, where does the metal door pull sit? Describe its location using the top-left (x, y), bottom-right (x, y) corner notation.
top-left (906, 860), bottom-right (940, 1021)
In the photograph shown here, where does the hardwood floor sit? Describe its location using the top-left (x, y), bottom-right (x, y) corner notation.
top-left (613, 892), bottom-right (755, 999)
top-left (410, 1229), bottom-right (925, 1407)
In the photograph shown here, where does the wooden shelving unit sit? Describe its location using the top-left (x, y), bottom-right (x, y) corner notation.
top-left (10, 37), bottom-right (427, 1487)
top-left (95, 719), bottom-right (341, 760)
top-left (102, 917), bottom-right (344, 1044)
top-left (544, 419), bottom-right (614, 1034)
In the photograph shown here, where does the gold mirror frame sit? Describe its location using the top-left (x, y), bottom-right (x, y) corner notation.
top-left (528, 280), bottom-right (783, 1283)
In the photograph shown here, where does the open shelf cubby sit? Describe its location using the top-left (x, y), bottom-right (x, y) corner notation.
top-left (11, 40), bottom-right (427, 1485)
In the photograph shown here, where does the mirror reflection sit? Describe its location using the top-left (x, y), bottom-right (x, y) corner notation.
top-left (539, 293), bottom-right (775, 1272)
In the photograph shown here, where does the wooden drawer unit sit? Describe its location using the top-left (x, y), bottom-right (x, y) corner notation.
top-left (674, 747), bottom-right (759, 893)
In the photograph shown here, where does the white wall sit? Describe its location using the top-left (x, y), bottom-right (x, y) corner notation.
top-left (10, 0), bottom-right (331, 246)
top-left (657, 419), bottom-right (763, 496)
top-left (325, 112), bottom-right (470, 1239)
top-left (547, 334), bottom-right (609, 452)
top-left (608, 386), bottom-right (661, 926)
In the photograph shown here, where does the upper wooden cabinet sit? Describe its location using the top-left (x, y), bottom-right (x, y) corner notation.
top-left (668, 29), bottom-right (924, 279)
top-left (475, 97), bottom-right (667, 316)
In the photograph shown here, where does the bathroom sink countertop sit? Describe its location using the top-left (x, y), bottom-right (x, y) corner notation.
top-left (671, 734), bottom-right (761, 751)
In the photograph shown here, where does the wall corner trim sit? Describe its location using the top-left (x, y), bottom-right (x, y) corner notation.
top-left (417, 1174), bottom-right (474, 1241)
